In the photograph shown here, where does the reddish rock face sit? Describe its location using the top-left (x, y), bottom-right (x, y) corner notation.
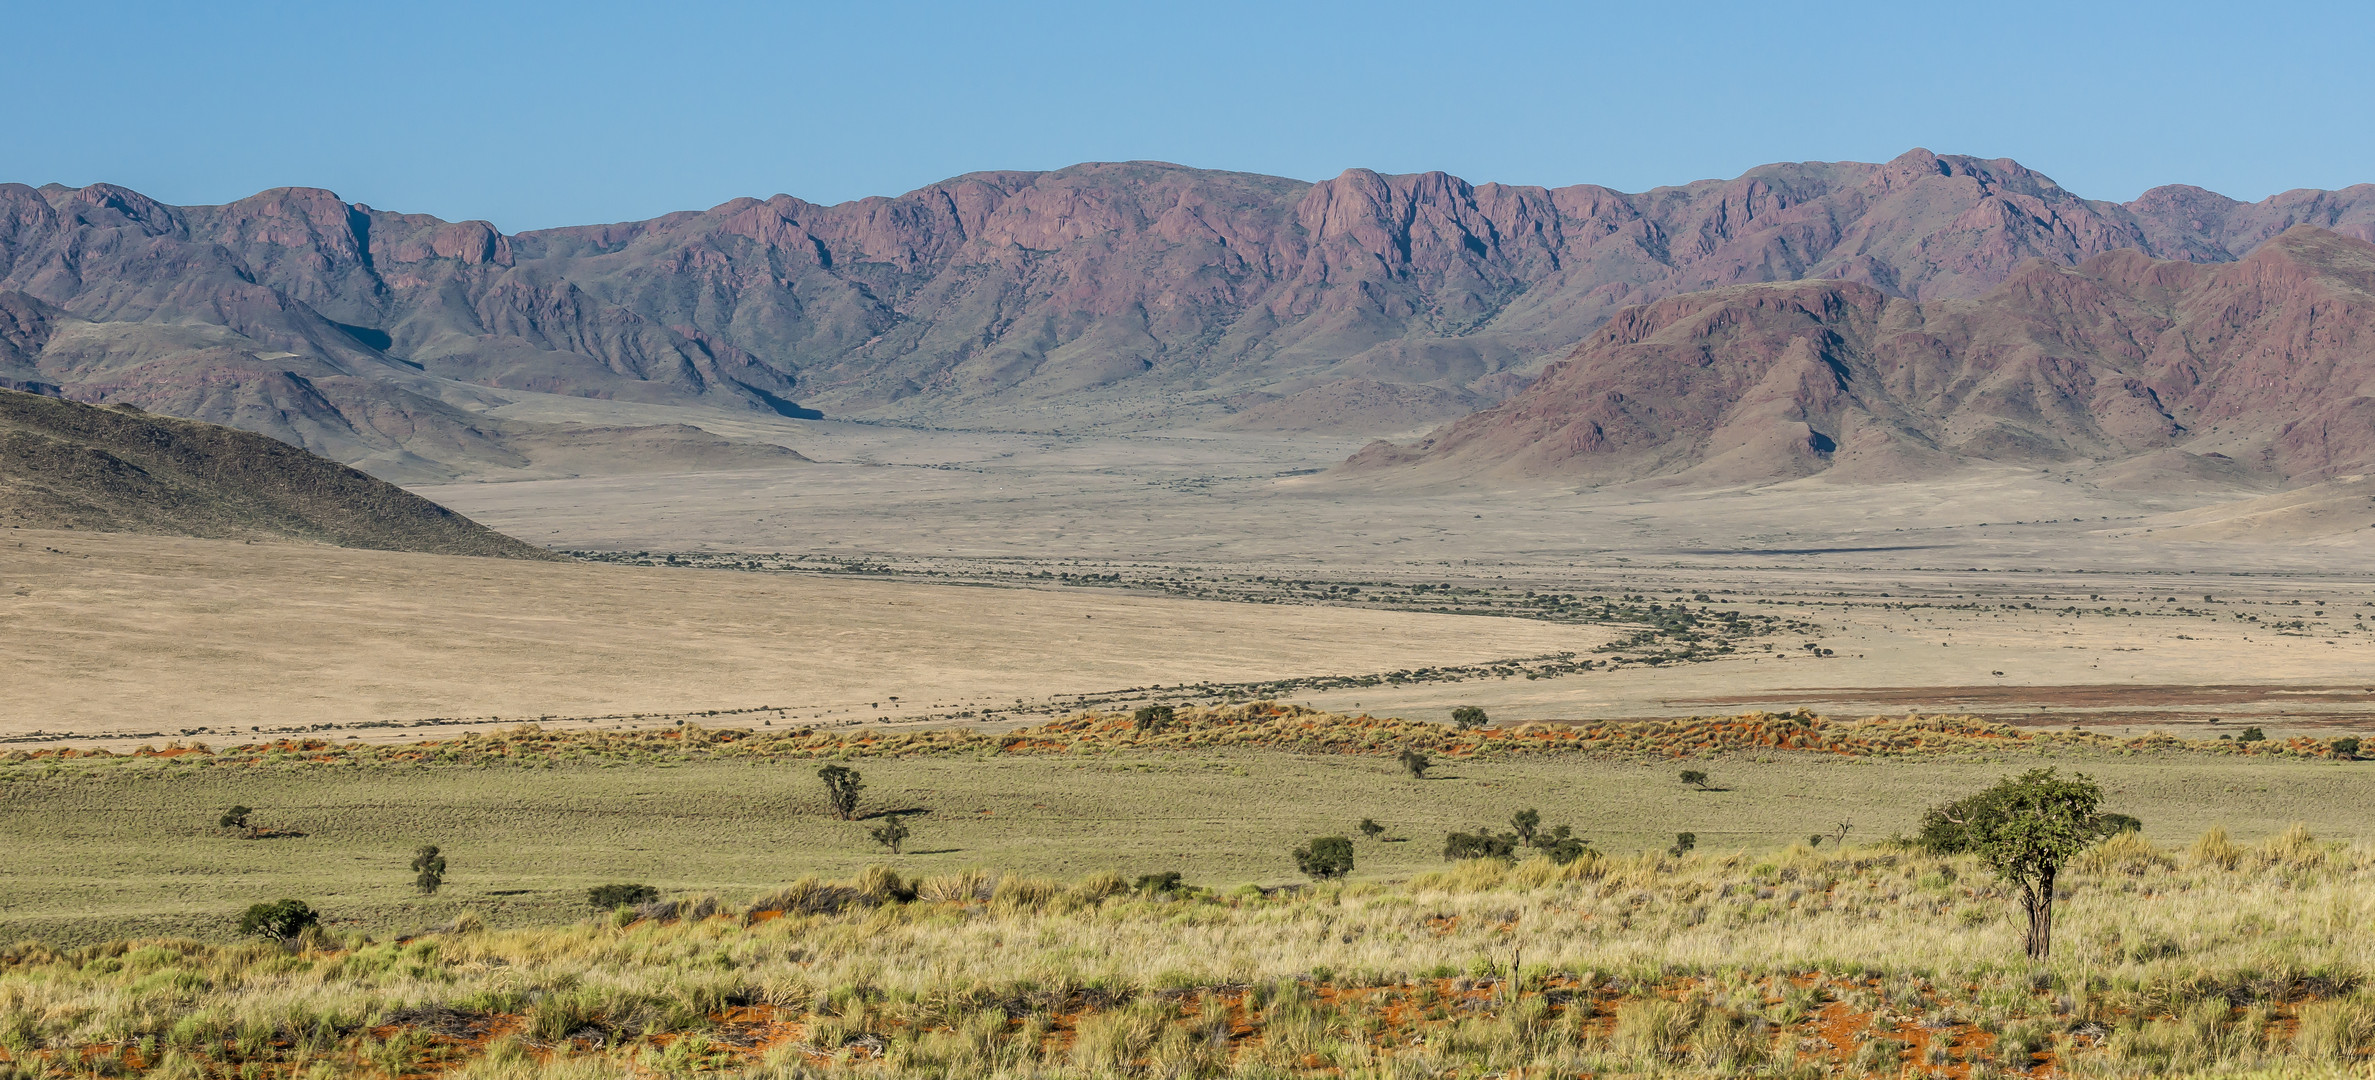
top-left (3, 151), bottom-right (2374, 468)
top-left (1351, 227), bottom-right (2375, 485)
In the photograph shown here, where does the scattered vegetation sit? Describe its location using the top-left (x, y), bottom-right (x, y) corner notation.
top-left (14, 826), bottom-right (2375, 1078)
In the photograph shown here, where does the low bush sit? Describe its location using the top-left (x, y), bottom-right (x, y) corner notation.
top-left (586, 883), bottom-right (659, 910)
top-left (237, 899), bottom-right (318, 939)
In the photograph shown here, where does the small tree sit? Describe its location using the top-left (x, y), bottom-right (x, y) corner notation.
top-left (238, 899), bottom-right (318, 939)
top-left (2237, 727), bottom-right (2266, 743)
top-left (1934, 768), bottom-right (2108, 960)
top-left (1398, 749), bottom-right (1431, 779)
top-left (1133, 704), bottom-right (1176, 733)
top-left (1358, 818), bottom-right (1385, 841)
top-left (1668, 832), bottom-right (1697, 858)
top-left (587, 884), bottom-right (658, 910)
top-left (2334, 736), bottom-right (2362, 759)
top-left (869, 813), bottom-right (911, 854)
top-left (818, 764), bottom-right (865, 820)
top-left (1679, 769), bottom-right (1710, 790)
top-left (411, 845), bottom-right (447, 896)
top-left (219, 805), bottom-right (255, 836)
top-left (1450, 706), bottom-right (1489, 731)
top-left (1295, 836), bottom-right (1355, 880)
top-left (1510, 808), bottom-right (1541, 845)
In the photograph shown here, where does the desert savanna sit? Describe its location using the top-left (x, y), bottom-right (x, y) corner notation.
top-left (7, 7), bottom-right (2375, 1077)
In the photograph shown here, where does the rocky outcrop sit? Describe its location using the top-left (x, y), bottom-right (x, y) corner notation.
top-left (1344, 227), bottom-right (2375, 486)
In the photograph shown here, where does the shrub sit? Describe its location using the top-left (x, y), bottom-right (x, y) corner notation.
top-left (1668, 832), bottom-right (1697, 857)
top-left (1534, 825), bottom-right (1593, 865)
top-left (1450, 706), bottom-right (1488, 730)
top-left (1133, 871), bottom-right (1185, 894)
top-left (2333, 736), bottom-right (2361, 759)
top-left (869, 813), bottom-right (911, 854)
top-left (818, 764), bottom-right (864, 820)
top-left (238, 899), bottom-right (319, 939)
top-left (1398, 749), bottom-right (1431, 779)
top-left (1132, 705), bottom-right (1175, 733)
top-left (1443, 830), bottom-right (1518, 861)
top-left (411, 845), bottom-right (447, 896)
top-left (1294, 836), bottom-right (1354, 880)
top-left (1358, 818), bottom-right (1384, 841)
top-left (1679, 769), bottom-right (1711, 790)
top-left (2099, 812), bottom-right (2143, 835)
top-left (218, 805), bottom-right (253, 834)
top-left (1510, 808), bottom-right (1540, 844)
top-left (586, 884), bottom-right (658, 910)
top-left (2237, 726), bottom-right (2266, 743)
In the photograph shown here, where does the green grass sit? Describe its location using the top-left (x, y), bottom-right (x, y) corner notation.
top-left (4, 737), bottom-right (2371, 945)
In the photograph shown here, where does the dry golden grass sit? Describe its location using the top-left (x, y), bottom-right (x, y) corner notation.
top-left (6, 827), bottom-right (2375, 1078)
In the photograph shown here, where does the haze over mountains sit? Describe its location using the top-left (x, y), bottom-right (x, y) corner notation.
top-left (4, 148), bottom-right (2374, 485)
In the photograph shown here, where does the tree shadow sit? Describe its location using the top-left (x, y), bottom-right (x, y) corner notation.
top-left (900, 848), bottom-right (963, 856)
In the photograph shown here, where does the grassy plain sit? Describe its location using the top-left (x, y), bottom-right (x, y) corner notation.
top-left (3, 710), bottom-right (2371, 949)
top-left (4, 833), bottom-right (2374, 1078)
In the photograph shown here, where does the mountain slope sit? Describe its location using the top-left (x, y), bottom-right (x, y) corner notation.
top-left (6, 151), bottom-right (2374, 455)
top-left (0, 387), bottom-right (561, 556)
top-left (1343, 227), bottom-right (2375, 487)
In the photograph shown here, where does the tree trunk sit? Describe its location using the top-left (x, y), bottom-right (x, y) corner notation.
top-left (2023, 868), bottom-right (2057, 960)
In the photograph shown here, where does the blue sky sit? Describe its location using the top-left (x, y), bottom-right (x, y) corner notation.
top-left (7, 0), bottom-right (2371, 231)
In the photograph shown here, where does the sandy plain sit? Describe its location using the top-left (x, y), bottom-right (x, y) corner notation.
top-left (4, 389), bottom-right (2369, 746)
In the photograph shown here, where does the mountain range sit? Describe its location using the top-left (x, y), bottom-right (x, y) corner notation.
top-left (5, 148), bottom-right (2374, 481)
top-left (1347, 226), bottom-right (2375, 487)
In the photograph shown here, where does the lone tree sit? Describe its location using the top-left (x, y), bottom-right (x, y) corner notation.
top-left (1510, 808), bottom-right (1541, 845)
top-left (219, 805), bottom-right (255, 836)
top-left (1398, 749), bottom-right (1431, 779)
top-left (238, 899), bottom-right (318, 939)
top-left (869, 812), bottom-right (911, 854)
top-left (1924, 768), bottom-right (2109, 960)
top-left (1358, 818), bottom-right (1385, 841)
top-left (1450, 706), bottom-right (1489, 731)
top-left (818, 764), bottom-right (865, 820)
top-left (411, 845), bottom-right (447, 895)
top-left (1668, 832), bottom-right (1697, 858)
top-left (1295, 836), bottom-right (1355, 880)
top-left (1679, 769), bottom-right (1711, 790)
top-left (1133, 704), bottom-right (1176, 733)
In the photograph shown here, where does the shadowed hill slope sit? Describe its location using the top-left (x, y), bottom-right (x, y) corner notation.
top-left (1345, 227), bottom-right (2375, 487)
top-left (0, 387), bottom-right (559, 557)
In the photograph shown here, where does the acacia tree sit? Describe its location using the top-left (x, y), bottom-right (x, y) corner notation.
top-left (411, 845), bottom-right (447, 895)
top-left (1450, 706), bottom-right (1488, 731)
top-left (869, 813), bottom-right (911, 854)
top-left (1510, 809), bottom-right (1541, 845)
top-left (1295, 836), bottom-right (1354, 880)
top-left (1940, 769), bottom-right (2107, 960)
top-left (818, 764), bottom-right (865, 820)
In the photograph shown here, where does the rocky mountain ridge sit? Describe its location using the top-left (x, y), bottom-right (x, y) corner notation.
top-left (5, 150), bottom-right (2374, 473)
top-left (1344, 227), bottom-right (2375, 487)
